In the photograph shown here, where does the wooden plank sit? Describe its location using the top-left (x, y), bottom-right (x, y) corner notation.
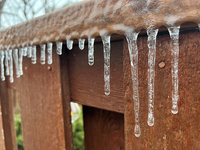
top-left (69, 40), bottom-right (124, 113)
top-left (0, 102), bottom-right (5, 150)
top-left (83, 106), bottom-right (124, 150)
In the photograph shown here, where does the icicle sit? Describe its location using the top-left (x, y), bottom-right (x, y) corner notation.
top-left (125, 31), bottom-right (140, 137)
top-left (147, 27), bottom-right (158, 126)
top-left (47, 42), bottom-right (53, 64)
top-left (8, 50), bottom-right (13, 83)
top-left (40, 44), bottom-right (46, 65)
top-left (56, 41), bottom-right (62, 55)
top-left (79, 38), bottom-right (85, 50)
top-left (31, 46), bottom-right (37, 64)
top-left (27, 46), bottom-right (32, 58)
top-left (101, 35), bottom-right (111, 95)
top-left (67, 39), bottom-right (73, 50)
top-left (0, 51), bottom-right (5, 81)
top-left (23, 47), bottom-right (27, 56)
top-left (13, 49), bottom-right (20, 78)
top-left (168, 26), bottom-right (180, 114)
top-left (19, 48), bottom-right (23, 76)
top-left (88, 37), bottom-right (95, 66)
top-left (5, 50), bottom-right (9, 76)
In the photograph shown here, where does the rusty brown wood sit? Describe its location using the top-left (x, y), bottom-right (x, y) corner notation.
top-left (0, 102), bottom-right (5, 150)
top-left (0, 78), bottom-right (17, 150)
top-left (83, 106), bottom-right (124, 150)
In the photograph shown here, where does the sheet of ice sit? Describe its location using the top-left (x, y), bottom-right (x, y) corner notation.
top-left (79, 38), bottom-right (85, 50)
top-left (56, 41), bottom-right (62, 55)
top-left (8, 50), bottom-right (13, 83)
top-left (19, 48), bottom-right (23, 76)
top-left (88, 37), bottom-right (95, 66)
top-left (147, 27), bottom-right (158, 126)
top-left (27, 46), bottom-right (32, 58)
top-left (67, 39), bottom-right (73, 50)
top-left (101, 35), bottom-right (111, 95)
top-left (23, 47), bottom-right (27, 56)
top-left (31, 46), bottom-right (37, 64)
top-left (0, 50), bottom-right (5, 81)
top-left (40, 44), bottom-right (46, 65)
top-left (168, 26), bottom-right (180, 114)
top-left (125, 31), bottom-right (141, 137)
top-left (47, 43), bottom-right (53, 64)
top-left (5, 50), bottom-right (9, 76)
top-left (13, 49), bottom-right (20, 78)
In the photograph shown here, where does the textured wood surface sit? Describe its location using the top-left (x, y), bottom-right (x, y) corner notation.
top-left (0, 103), bottom-right (5, 150)
top-left (83, 106), bottom-right (124, 150)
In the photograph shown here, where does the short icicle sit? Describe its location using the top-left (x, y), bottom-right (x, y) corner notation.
top-left (0, 50), bottom-right (5, 81)
top-left (5, 50), bottom-right (9, 76)
top-left (27, 46), bottom-right (32, 58)
top-left (79, 38), bottom-right (85, 50)
top-left (147, 27), bottom-right (158, 126)
top-left (31, 46), bottom-right (37, 64)
top-left (56, 41), bottom-right (62, 55)
top-left (23, 47), bottom-right (27, 56)
top-left (47, 43), bottom-right (53, 64)
top-left (8, 50), bottom-right (13, 83)
top-left (88, 37), bottom-right (95, 66)
top-left (67, 39), bottom-right (73, 50)
top-left (40, 44), bottom-right (46, 65)
top-left (125, 31), bottom-right (141, 137)
top-left (101, 34), bottom-right (111, 95)
top-left (168, 26), bottom-right (180, 114)
top-left (13, 49), bottom-right (20, 78)
top-left (19, 48), bottom-right (24, 76)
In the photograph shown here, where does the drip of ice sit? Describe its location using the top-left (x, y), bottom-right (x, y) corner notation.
top-left (88, 37), bottom-right (95, 66)
top-left (147, 27), bottom-right (158, 126)
top-left (31, 46), bottom-right (37, 64)
top-left (79, 38), bottom-right (85, 50)
top-left (23, 47), bottom-right (27, 56)
top-left (0, 50), bottom-right (5, 81)
top-left (13, 49), bottom-right (20, 78)
top-left (27, 46), bottom-right (32, 58)
top-left (19, 48), bottom-right (23, 76)
top-left (5, 50), bottom-right (9, 76)
top-left (125, 31), bottom-right (141, 137)
top-left (101, 35), bottom-right (111, 95)
top-left (8, 50), bottom-right (13, 83)
top-left (40, 44), bottom-right (46, 65)
top-left (47, 43), bottom-right (53, 64)
top-left (67, 39), bottom-right (73, 50)
top-left (168, 26), bottom-right (180, 114)
top-left (56, 41), bottom-right (62, 55)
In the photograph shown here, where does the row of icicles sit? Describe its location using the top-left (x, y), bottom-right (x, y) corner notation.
top-left (0, 26), bottom-right (180, 137)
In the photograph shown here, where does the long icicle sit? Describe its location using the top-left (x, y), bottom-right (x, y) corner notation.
top-left (27, 46), bottom-right (32, 58)
top-left (8, 50), bottom-right (13, 83)
top-left (88, 37), bottom-right (95, 66)
top-left (5, 50), bottom-right (9, 76)
top-left (40, 44), bottom-right (46, 65)
top-left (19, 48), bottom-right (23, 76)
top-left (47, 42), bottom-right (53, 64)
top-left (125, 31), bottom-right (141, 137)
top-left (0, 50), bottom-right (5, 81)
top-left (101, 35), bottom-right (111, 95)
top-left (31, 46), bottom-right (37, 64)
top-left (56, 41), bottom-right (63, 55)
top-left (147, 27), bottom-right (158, 126)
top-left (79, 38), bottom-right (85, 50)
top-left (13, 49), bottom-right (20, 78)
top-left (23, 47), bottom-right (27, 56)
top-left (168, 26), bottom-right (180, 114)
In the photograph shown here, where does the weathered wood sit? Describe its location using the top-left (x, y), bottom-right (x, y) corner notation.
top-left (0, 102), bottom-right (5, 150)
top-left (83, 106), bottom-right (124, 150)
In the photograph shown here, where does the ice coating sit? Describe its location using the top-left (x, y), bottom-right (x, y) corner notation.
top-left (13, 49), bottom-right (20, 78)
top-left (0, 51), bottom-right (5, 81)
top-left (31, 46), bottom-right (37, 64)
top-left (27, 46), bottom-right (32, 58)
top-left (5, 50), bottom-right (9, 76)
top-left (47, 43), bottom-right (53, 64)
top-left (79, 39), bottom-right (85, 50)
top-left (125, 31), bottom-right (141, 137)
top-left (101, 35), bottom-right (111, 95)
top-left (56, 41), bottom-right (62, 55)
top-left (40, 44), bottom-right (46, 65)
top-left (67, 39), bottom-right (73, 50)
top-left (23, 47), bottom-right (27, 56)
top-left (168, 26), bottom-right (180, 114)
top-left (88, 37), bottom-right (95, 66)
top-left (19, 48), bottom-right (23, 76)
top-left (8, 50), bottom-right (13, 83)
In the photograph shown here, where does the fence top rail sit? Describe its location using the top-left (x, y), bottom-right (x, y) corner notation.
top-left (0, 0), bottom-right (199, 49)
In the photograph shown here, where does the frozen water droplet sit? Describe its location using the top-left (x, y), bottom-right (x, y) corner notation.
top-left (0, 51), bottom-right (5, 81)
top-left (13, 49), bottom-right (20, 78)
top-left (40, 44), bottom-right (46, 65)
top-left (27, 46), bottom-right (32, 58)
top-left (79, 38), bottom-right (85, 50)
top-left (5, 50), bottom-right (9, 76)
top-left (67, 39), bottom-right (73, 50)
top-left (125, 31), bottom-right (140, 137)
top-left (31, 46), bottom-right (37, 64)
top-left (8, 50), bottom-right (13, 83)
top-left (168, 26), bottom-right (180, 114)
top-left (23, 47), bottom-right (27, 56)
top-left (47, 43), bottom-right (53, 64)
top-left (147, 27), bottom-right (158, 127)
top-left (19, 48), bottom-right (23, 76)
top-left (88, 37), bottom-right (95, 66)
top-left (56, 41), bottom-right (62, 55)
top-left (101, 35), bottom-right (111, 95)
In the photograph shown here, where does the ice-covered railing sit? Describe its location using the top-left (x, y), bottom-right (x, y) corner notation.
top-left (0, 0), bottom-right (200, 137)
